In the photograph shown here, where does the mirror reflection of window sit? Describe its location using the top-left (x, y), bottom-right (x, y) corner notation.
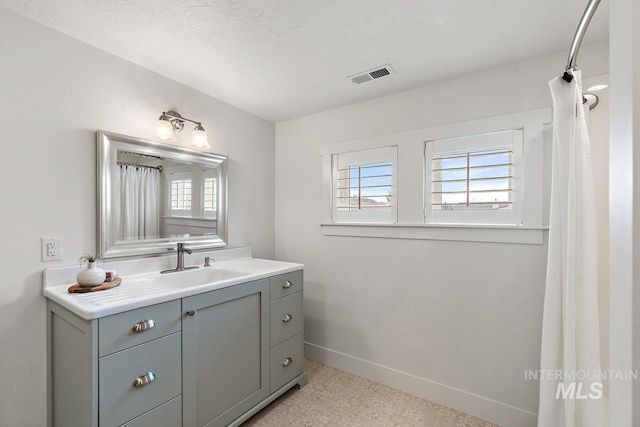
top-left (203, 171), bottom-right (217, 219)
top-left (164, 168), bottom-right (218, 220)
top-left (161, 164), bottom-right (218, 240)
top-left (169, 172), bottom-right (193, 217)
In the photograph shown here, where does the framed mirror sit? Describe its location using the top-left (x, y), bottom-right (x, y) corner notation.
top-left (97, 130), bottom-right (228, 258)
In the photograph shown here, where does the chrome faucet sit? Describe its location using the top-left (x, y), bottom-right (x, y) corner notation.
top-left (161, 243), bottom-right (199, 274)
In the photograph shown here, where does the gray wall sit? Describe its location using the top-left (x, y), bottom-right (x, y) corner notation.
top-left (0, 8), bottom-right (275, 426)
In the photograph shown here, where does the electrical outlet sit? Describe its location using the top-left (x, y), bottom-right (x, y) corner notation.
top-left (242, 231), bottom-right (251, 245)
top-left (41, 237), bottom-right (62, 261)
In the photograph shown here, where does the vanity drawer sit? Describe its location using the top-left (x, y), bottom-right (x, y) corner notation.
top-left (270, 270), bottom-right (303, 300)
top-left (270, 333), bottom-right (303, 393)
top-left (270, 291), bottom-right (302, 346)
top-left (120, 395), bottom-right (182, 427)
top-left (99, 300), bottom-right (181, 357)
top-left (99, 332), bottom-right (182, 427)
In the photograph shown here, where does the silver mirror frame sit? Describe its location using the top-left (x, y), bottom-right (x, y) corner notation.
top-left (97, 130), bottom-right (228, 259)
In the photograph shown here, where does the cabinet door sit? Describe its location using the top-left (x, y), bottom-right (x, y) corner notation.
top-left (182, 279), bottom-right (269, 427)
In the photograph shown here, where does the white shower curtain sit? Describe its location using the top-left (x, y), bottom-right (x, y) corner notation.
top-left (538, 70), bottom-right (604, 426)
top-left (116, 165), bottom-right (160, 240)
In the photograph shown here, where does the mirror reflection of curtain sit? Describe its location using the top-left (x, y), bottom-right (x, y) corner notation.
top-left (116, 165), bottom-right (160, 240)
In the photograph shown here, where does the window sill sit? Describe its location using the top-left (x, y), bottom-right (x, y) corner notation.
top-left (320, 223), bottom-right (547, 244)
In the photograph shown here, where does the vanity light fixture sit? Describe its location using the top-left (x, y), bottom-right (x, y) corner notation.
top-left (155, 110), bottom-right (211, 149)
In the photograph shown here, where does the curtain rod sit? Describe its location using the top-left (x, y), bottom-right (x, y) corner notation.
top-left (117, 162), bottom-right (163, 172)
top-left (119, 151), bottom-right (164, 161)
top-left (562, 0), bottom-right (601, 82)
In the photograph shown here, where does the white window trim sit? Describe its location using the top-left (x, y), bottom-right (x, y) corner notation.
top-left (319, 107), bottom-right (551, 244)
top-left (320, 223), bottom-right (546, 244)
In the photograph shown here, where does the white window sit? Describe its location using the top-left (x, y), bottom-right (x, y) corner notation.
top-left (203, 177), bottom-right (216, 211)
top-left (169, 172), bottom-right (192, 216)
top-left (332, 146), bottom-right (397, 223)
top-left (202, 173), bottom-right (217, 219)
top-left (425, 129), bottom-right (523, 225)
top-left (320, 108), bottom-right (548, 243)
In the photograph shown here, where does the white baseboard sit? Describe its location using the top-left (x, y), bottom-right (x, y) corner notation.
top-left (304, 342), bottom-right (537, 427)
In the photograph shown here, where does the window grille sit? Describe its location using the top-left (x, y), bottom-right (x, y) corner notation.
top-left (335, 162), bottom-right (392, 212)
top-left (171, 179), bottom-right (192, 210)
top-left (432, 148), bottom-right (513, 211)
top-left (203, 177), bottom-right (217, 212)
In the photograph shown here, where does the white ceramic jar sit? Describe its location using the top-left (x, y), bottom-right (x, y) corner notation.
top-left (77, 262), bottom-right (107, 287)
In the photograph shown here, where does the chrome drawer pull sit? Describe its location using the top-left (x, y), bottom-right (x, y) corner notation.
top-left (282, 357), bottom-right (293, 367)
top-left (282, 280), bottom-right (292, 289)
top-left (282, 314), bottom-right (293, 323)
top-left (132, 319), bottom-right (155, 333)
top-left (133, 372), bottom-right (156, 388)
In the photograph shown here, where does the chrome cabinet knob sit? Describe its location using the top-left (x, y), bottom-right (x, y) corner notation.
top-left (282, 314), bottom-right (293, 323)
top-left (132, 319), bottom-right (155, 333)
top-left (282, 280), bottom-right (292, 289)
top-left (186, 310), bottom-right (196, 317)
top-left (282, 357), bottom-right (293, 367)
top-left (133, 372), bottom-right (156, 388)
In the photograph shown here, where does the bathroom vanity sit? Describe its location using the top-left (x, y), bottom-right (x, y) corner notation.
top-left (44, 249), bottom-right (306, 427)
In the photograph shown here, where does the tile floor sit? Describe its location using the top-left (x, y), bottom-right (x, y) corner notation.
top-left (242, 360), bottom-right (500, 427)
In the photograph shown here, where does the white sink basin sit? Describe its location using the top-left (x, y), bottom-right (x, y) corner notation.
top-left (151, 268), bottom-right (246, 288)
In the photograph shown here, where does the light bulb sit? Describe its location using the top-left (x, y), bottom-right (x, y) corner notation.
top-left (155, 116), bottom-right (176, 141)
top-left (190, 125), bottom-right (210, 149)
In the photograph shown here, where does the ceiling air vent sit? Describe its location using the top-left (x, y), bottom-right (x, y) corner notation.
top-left (348, 64), bottom-right (395, 85)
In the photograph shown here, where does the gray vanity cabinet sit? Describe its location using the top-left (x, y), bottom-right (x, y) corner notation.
top-left (182, 279), bottom-right (270, 427)
top-left (47, 269), bottom-right (306, 427)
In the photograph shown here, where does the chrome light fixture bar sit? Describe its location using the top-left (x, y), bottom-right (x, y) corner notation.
top-left (155, 110), bottom-right (211, 149)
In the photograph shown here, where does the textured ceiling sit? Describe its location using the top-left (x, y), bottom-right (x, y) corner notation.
top-left (0, 0), bottom-right (609, 122)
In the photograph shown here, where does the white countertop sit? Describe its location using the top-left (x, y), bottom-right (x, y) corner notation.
top-left (43, 248), bottom-right (303, 320)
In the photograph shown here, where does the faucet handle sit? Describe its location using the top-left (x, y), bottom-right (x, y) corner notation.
top-left (177, 242), bottom-right (192, 254)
